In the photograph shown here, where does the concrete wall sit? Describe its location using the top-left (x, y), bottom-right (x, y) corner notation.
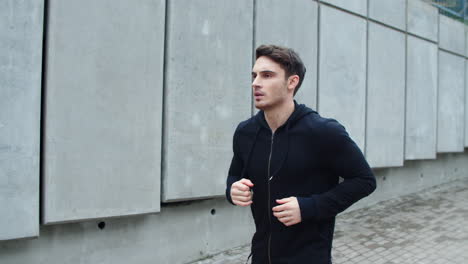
top-left (439, 14), bottom-right (465, 56)
top-left (437, 50), bottom-right (465, 153)
top-left (366, 22), bottom-right (405, 168)
top-left (162, 0), bottom-right (252, 202)
top-left (369, 0), bottom-right (406, 30)
top-left (1, 0), bottom-right (468, 263)
top-left (0, 0), bottom-right (43, 240)
top-left (466, 59), bottom-right (468, 146)
top-left (406, 35), bottom-right (438, 160)
top-left (407, 0), bottom-right (438, 41)
top-left (318, 4), bottom-right (367, 150)
top-left (0, 199), bottom-right (255, 264)
top-left (321, 0), bottom-right (367, 16)
top-left (43, 0), bottom-right (165, 224)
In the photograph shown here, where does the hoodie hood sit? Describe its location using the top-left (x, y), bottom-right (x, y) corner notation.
top-left (254, 100), bottom-right (316, 131)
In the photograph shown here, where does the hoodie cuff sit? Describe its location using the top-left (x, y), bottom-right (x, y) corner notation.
top-left (226, 187), bottom-right (235, 205)
top-left (226, 175), bottom-right (237, 205)
top-left (297, 196), bottom-right (318, 221)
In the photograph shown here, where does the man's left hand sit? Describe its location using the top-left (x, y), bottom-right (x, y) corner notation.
top-left (272, 197), bottom-right (302, 226)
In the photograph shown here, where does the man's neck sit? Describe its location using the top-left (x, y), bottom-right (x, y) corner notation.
top-left (264, 100), bottom-right (295, 133)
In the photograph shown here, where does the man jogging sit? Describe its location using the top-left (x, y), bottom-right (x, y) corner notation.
top-left (226, 44), bottom-right (376, 264)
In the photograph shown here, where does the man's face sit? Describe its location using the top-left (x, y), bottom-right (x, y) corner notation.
top-left (251, 56), bottom-right (292, 111)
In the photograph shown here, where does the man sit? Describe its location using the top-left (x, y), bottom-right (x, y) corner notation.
top-left (226, 45), bottom-right (376, 264)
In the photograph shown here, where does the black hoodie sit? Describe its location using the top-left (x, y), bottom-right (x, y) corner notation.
top-left (226, 101), bottom-right (376, 264)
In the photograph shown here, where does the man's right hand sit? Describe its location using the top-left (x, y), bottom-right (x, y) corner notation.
top-left (230, 178), bottom-right (254, 206)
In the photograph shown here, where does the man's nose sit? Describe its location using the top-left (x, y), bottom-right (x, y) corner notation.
top-left (252, 76), bottom-right (260, 88)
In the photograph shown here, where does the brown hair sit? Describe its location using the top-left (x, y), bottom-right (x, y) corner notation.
top-left (255, 44), bottom-right (306, 95)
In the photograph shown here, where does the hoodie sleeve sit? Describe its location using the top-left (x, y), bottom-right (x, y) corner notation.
top-left (226, 129), bottom-right (244, 205)
top-left (297, 119), bottom-right (376, 220)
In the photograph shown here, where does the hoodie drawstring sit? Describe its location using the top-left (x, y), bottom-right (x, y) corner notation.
top-left (245, 252), bottom-right (252, 264)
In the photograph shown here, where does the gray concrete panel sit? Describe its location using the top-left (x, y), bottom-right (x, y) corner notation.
top-left (466, 59), bottom-right (468, 147)
top-left (318, 5), bottom-right (367, 150)
top-left (321, 0), bottom-right (367, 16)
top-left (366, 23), bottom-right (406, 168)
top-left (437, 51), bottom-right (465, 153)
top-left (407, 0), bottom-right (438, 42)
top-left (255, 0), bottom-right (318, 108)
top-left (406, 36), bottom-right (438, 160)
top-left (466, 25), bottom-right (468, 57)
top-left (439, 15), bottom-right (465, 56)
top-left (43, 0), bottom-right (165, 224)
top-left (0, 1), bottom-right (43, 240)
top-left (368, 0), bottom-right (406, 30)
top-left (163, 0), bottom-right (253, 201)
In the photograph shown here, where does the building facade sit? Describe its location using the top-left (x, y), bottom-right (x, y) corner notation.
top-left (1, 0), bottom-right (468, 263)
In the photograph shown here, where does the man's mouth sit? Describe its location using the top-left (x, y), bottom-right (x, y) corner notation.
top-left (254, 92), bottom-right (264, 101)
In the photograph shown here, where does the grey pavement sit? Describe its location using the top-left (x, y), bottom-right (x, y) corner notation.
top-left (190, 179), bottom-right (468, 264)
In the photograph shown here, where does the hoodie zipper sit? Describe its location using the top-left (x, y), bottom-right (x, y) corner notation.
top-left (267, 132), bottom-right (274, 264)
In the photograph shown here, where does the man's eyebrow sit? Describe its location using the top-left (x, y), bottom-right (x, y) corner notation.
top-left (252, 70), bottom-right (276, 75)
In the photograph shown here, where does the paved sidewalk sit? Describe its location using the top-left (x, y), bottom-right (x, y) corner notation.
top-left (191, 179), bottom-right (468, 264)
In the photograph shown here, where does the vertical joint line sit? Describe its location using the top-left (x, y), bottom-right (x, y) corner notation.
top-left (435, 11), bottom-right (440, 154)
top-left (463, 29), bottom-right (468, 150)
top-left (251, 0), bottom-right (256, 116)
top-left (464, 5), bottom-right (467, 148)
top-left (403, 0), bottom-right (409, 160)
top-left (464, 52), bottom-right (467, 148)
top-left (39, 0), bottom-right (49, 224)
top-left (435, 49), bottom-right (440, 155)
top-left (161, 0), bottom-right (170, 201)
top-left (364, 0), bottom-right (370, 156)
top-left (316, 1), bottom-right (321, 111)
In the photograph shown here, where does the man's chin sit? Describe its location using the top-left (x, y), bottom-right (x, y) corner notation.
top-left (255, 100), bottom-right (274, 110)
top-left (254, 102), bottom-right (266, 110)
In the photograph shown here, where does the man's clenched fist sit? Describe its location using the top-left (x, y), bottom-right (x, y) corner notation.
top-left (272, 197), bottom-right (302, 226)
top-left (230, 178), bottom-right (254, 206)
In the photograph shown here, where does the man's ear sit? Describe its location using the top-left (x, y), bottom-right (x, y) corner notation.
top-left (288, 75), bottom-right (300, 92)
